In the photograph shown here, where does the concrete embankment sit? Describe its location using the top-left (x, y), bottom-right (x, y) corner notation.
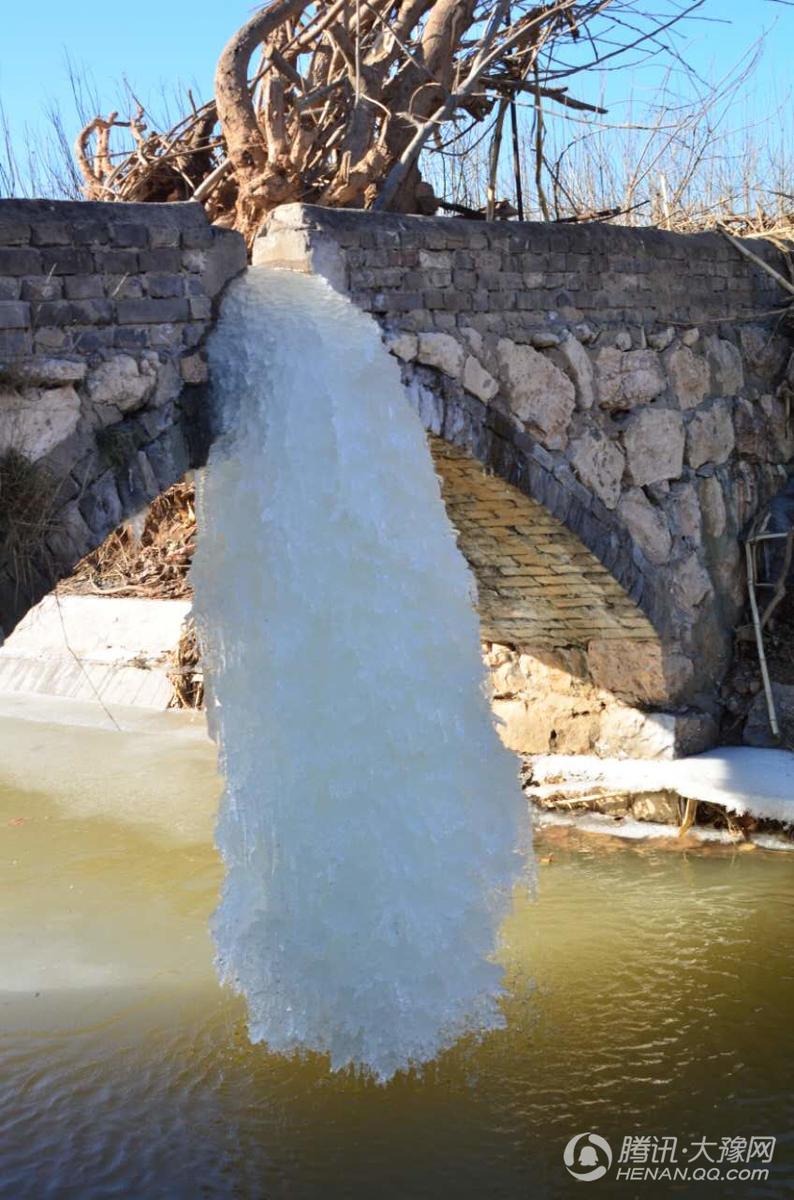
top-left (0, 594), bottom-right (189, 709)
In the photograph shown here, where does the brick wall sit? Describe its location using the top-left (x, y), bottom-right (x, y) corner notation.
top-left (255, 204), bottom-right (794, 745)
top-left (0, 199), bottom-right (246, 640)
top-left (256, 203), bottom-right (787, 331)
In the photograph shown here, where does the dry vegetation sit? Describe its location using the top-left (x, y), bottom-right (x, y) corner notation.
top-left (58, 480), bottom-right (203, 708)
top-left (59, 479), bottom-right (196, 600)
top-left (64, 0), bottom-right (729, 240)
top-left (0, 450), bottom-right (60, 603)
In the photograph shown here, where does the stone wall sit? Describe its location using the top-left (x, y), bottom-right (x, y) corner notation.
top-left (0, 199), bottom-right (246, 640)
top-left (255, 204), bottom-right (794, 756)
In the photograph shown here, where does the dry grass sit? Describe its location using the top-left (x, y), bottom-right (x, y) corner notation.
top-left (0, 449), bottom-right (59, 599)
top-left (59, 479), bottom-right (196, 600)
top-left (167, 616), bottom-right (204, 710)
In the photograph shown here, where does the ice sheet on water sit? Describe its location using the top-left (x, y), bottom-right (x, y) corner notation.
top-left (531, 747), bottom-right (794, 823)
top-left (190, 268), bottom-right (531, 1081)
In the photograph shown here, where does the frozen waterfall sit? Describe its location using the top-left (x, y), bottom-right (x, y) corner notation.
top-left (191, 267), bottom-right (531, 1081)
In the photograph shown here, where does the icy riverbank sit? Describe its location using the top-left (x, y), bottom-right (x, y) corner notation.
top-left (528, 747), bottom-right (794, 824)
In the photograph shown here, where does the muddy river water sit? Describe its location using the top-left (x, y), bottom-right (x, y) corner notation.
top-left (1, 700), bottom-right (792, 1198)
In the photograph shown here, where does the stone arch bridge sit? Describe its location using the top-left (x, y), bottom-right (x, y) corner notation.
top-left (0, 198), bottom-right (791, 755)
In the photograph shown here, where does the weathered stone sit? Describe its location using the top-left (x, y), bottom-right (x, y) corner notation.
top-left (200, 227), bottom-right (247, 298)
top-left (671, 553), bottom-right (712, 611)
top-left (568, 432), bottom-right (624, 509)
top-left (385, 331), bottom-right (418, 361)
top-left (744, 683), bottom-right (794, 750)
top-left (116, 298), bottom-right (190, 325)
top-left (530, 330), bottom-right (561, 349)
top-left (79, 469), bottom-right (123, 536)
top-left (86, 354), bottom-right (152, 413)
top-left (0, 384), bottom-right (81, 459)
top-left (418, 248), bottom-right (452, 271)
top-left (732, 396), bottom-right (767, 459)
top-left (0, 247), bottom-right (42, 276)
top-left (179, 353), bottom-right (208, 384)
top-left (0, 278), bottom-right (23, 300)
top-left (189, 296), bottom-right (212, 321)
top-left (698, 473), bottom-right (727, 538)
top-left (497, 338), bottom-right (575, 446)
top-left (704, 335), bottom-right (743, 394)
top-left (710, 537), bottom-right (745, 612)
top-left (686, 399), bottom-right (735, 468)
top-left (0, 301), bottom-right (30, 329)
top-left (516, 646), bottom-right (589, 696)
top-left (663, 344), bottom-right (709, 409)
top-left (461, 327), bottom-right (484, 358)
top-left (491, 698), bottom-right (540, 753)
top-left (681, 327), bottom-right (700, 347)
top-left (595, 706), bottom-right (677, 759)
top-left (667, 481), bottom-right (701, 543)
top-left (618, 488), bottom-right (672, 564)
top-left (630, 791), bottom-right (681, 821)
top-left (759, 393), bottom-right (794, 461)
top-left (614, 330), bottom-right (632, 351)
top-left (181, 249), bottom-right (207, 274)
top-left (739, 325), bottom-right (790, 383)
top-left (675, 712), bottom-right (719, 755)
top-left (492, 695), bottom-right (597, 755)
top-left (483, 642), bottom-right (513, 669)
top-left (462, 355), bottom-right (498, 402)
top-left (587, 638), bottom-right (693, 704)
top-left (571, 321), bottom-right (598, 345)
top-left (595, 345), bottom-right (667, 409)
top-left (148, 358), bottom-right (181, 409)
top-left (646, 326), bottom-right (675, 351)
top-left (64, 275), bottom-right (105, 300)
top-left (0, 356), bottom-right (86, 387)
top-left (31, 327), bottom-right (65, 351)
top-left (622, 408), bottom-right (685, 486)
top-left (417, 331), bottom-right (464, 377)
top-left (490, 657), bottom-right (528, 696)
top-left (546, 333), bottom-right (595, 409)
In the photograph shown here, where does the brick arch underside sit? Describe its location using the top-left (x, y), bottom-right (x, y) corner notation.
top-left (430, 437), bottom-right (658, 650)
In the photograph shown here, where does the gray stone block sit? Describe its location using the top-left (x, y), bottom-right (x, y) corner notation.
top-left (0, 217), bottom-right (30, 245)
top-left (114, 223), bottom-right (150, 248)
top-left (0, 247), bottom-right (42, 275)
top-left (0, 329), bottom-right (32, 356)
top-left (64, 275), bottom-right (106, 300)
top-left (32, 299), bottom-right (114, 326)
top-left (181, 223), bottom-right (214, 249)
top-left (188, 296), bottom-right (211, 321)
top-left (0, 300), bottom-right (30, 328)
top-left (117, 298), bottom-right (190, 324)
top-left (70, 220), bottom-right (110, 245)
top-left (30, 222), bottom-right (71, 246)
top-left (21, 276), bottom-right (62, 301)
top-left (94, 249), bottom-right (140, 274)
top-left (149, 222), bottom-right (182, 248)
top-left (70, 327), bottom-right (116, 352)
top-left (78, 470), bottom-right (123, 538)
top-left (138, 248), bottom-right (182, 273)
top-left (106, 274), bottom-right (146, 300)
top-left (114, 326), bottom-right (151, 350)
top-left (147, 273), bottom-right (185, 299)
top-left (40, 247), bottom-right (94, 275)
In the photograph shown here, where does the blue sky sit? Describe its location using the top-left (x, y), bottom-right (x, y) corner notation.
top-left (1, 1), bottom-right (792, 196)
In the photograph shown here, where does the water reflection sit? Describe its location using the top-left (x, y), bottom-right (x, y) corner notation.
top-left (1, 705), bottom-right (792, 1198)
